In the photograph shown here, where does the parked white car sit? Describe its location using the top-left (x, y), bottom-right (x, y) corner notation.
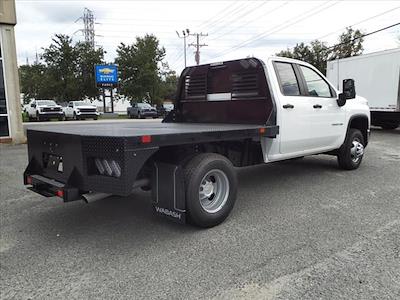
top-left (63, 101), bottom-right (99, 120)
top-left (26, 100), bottom-right (64, 121)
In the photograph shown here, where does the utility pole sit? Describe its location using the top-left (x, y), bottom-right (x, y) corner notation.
top-left (75, 8), bottom-right (95, 48)
top-left (188, 32), bottom-right (208, 65)
top-left (176, 29), bottom-right (190, 67)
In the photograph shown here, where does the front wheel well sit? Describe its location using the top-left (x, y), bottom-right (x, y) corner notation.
top-left (349, 116), bottom-right (369, 146)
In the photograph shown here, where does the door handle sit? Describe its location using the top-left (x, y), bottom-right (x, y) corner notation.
top-left (283, 104), bottom-right (294, 109)
top-left (313, 104), bottom-right (322, 109)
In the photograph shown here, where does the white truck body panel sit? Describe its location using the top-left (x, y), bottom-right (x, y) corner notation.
top-left (326, 48), bottom-right (400, 112)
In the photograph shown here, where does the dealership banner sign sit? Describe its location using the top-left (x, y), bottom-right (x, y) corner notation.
top-left (95, 65), bottom-right (118, 87)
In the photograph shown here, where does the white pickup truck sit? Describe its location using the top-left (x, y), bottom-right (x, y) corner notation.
top-left (63, 101), bottom-right (99, 120)
top-left (24, 57), bottom-right (370, 227)
top-left (26, 100), bottom-right (64, 121)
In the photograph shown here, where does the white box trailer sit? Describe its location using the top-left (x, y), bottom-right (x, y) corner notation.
top-left (327, 48), bottom-right (400, 129)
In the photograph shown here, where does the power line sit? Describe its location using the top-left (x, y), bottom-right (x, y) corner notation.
top-left (325, 22), bottom-right (400, 51)
top-left (207, 1), bottom-right (270, 36)
top-left (210, 0), bottom-right (338, 60)
top-left (209, 1), bottom-right (289, 42)
top-left (195, 1), bottom-right (242, 29)
top-left (316, 6), bottom-right (400, 40)
top-left (197, 1), bottom-right (247, 32)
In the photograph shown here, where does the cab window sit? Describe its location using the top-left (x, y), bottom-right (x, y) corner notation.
top-left (299, 65), bottom-right (332, 98)
top-left (274, 62), bottom-right (300, 96)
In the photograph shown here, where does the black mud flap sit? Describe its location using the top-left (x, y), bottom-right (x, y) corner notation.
top-left (152, 162), bottom-right (186, 224)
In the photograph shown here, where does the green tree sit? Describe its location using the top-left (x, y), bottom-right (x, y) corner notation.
top-left (276, 27), bottom-right (364, 75)
top-left (75, 42), bottom-right (105, 100)
top-left (329, 27), bottom-right (364, 60)
top-left (41, 34), bottom-right (79, 101)
top-left (19, 34), bottom-right (105, 102)
top-left (159, 66), bottom-right (178, 101)
top-left (115, 34), bottom-right (166, 104)
top-left (276, 40), bottom-right (329, 74)
top-left (19, 63), bottom-right (53, 102)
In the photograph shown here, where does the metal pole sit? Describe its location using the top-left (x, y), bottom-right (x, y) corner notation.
top-left (110, 88), bottom-right (114, 113)
top-left (196, 34), bottom-right (200, 65)
top-left (102, 88), bottom-right (106, 113)
top-left (184, 35), bottom-right (187, 68)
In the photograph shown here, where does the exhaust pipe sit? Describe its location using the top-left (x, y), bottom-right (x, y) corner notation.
top-left (82, 192), bottom-right (111, 203)
top-left (82, 178), bottom-right (151, 203)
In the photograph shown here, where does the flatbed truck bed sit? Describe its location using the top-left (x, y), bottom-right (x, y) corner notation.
top-left (28, 121), bottom-right (277, 139)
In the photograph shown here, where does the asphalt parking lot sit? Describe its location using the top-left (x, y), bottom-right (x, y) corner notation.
top-left (1, 128), bottom-right (399, 299)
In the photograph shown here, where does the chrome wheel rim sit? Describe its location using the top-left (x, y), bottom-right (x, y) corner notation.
top-left (199, 169), bottom-right (229, 213)
top-left (350, 138), bottom-right (364, 163)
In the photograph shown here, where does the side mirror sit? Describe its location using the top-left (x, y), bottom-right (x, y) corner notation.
top-left (337, 78), bottom-right (356, 107)
top-left (31, 103), bottom-right (36, 108)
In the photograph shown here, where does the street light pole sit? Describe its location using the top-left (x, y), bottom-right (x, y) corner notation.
top-left (176, 29), bottom-right (190, 68)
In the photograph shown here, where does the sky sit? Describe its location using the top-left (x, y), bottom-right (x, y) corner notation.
top-left (14, 0), bottom-right (400, 73)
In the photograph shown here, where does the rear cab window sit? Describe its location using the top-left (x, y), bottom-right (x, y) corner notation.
top-left (274, 62), bottom-right (300, 96)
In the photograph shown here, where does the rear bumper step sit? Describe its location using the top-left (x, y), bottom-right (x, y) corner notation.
top-left (24, 174), bottom-right (81, 202)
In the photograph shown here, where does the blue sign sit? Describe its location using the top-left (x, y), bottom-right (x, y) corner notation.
top-left (95, 65), bottom-right (118, 87)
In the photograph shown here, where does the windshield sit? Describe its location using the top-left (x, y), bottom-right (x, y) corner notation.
top-left (163, 104), bottom-right (174, 109)
top-left (74, 101), bottom-right (88, 106)
top-left (138, 103), bottom-right (152, 108)
top-left (37, 100), bottom-right (57, 106)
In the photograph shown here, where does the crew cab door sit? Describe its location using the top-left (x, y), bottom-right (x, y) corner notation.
top-left (296, 64), bottom-right (346, 150)
top-left (273, 61), bottom-right (315, 154)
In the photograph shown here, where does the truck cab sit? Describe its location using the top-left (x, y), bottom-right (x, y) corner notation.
top-left (26, 100), bottom-right (64, 121)
top-left (63, 101), bottom-right (99, 120)
top-left (264, 57), bottom-right (369, 162)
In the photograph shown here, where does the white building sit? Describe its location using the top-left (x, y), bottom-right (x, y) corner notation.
top-left (0, 0), bottom-right (24, 143)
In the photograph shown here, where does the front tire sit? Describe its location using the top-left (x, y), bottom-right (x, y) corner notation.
top-left (184, 153), bottom-right (237, 228)
top-left (337, 128), bottom-right (365, 170)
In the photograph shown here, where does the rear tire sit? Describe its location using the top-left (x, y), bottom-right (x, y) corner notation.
top-left (184, 153), bottom-right (237, 228)
top-left (337, 128), bottom-right (365, 170)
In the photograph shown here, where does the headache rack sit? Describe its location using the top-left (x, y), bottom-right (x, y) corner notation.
top-left (168, 58), bottom-right (275, 125)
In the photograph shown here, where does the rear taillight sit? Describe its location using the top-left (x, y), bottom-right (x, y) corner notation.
top-left (94, 158), bottom-right (121, 178)
top-left (26, 175), bottom-right (33, 185)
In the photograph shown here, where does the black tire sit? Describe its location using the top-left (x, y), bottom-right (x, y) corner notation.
top-left (94, 116), bottom-right (98, 120)
top-left (337, 128), bottom-right (365, 170)
top-left (184, 153), bottom-right (237, 228)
